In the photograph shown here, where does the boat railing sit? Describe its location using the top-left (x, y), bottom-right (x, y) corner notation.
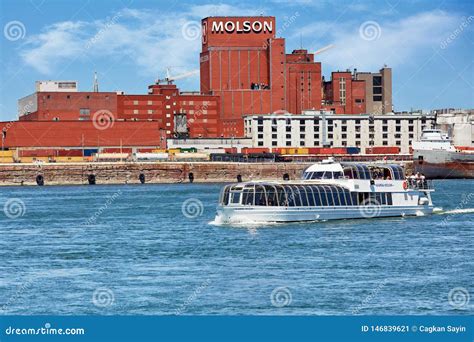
top-left (406, 179), bottom-right (434, 190)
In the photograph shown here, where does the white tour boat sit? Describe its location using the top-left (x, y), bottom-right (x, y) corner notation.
top-left (215, 159), bottom-right (435, 224)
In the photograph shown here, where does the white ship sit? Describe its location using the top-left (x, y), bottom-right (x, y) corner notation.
top-left (215, 159), bottom-right (435, 224)
top-left (412, 129), bottom-right (474, 179)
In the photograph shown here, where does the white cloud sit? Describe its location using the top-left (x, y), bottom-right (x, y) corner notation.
top-left (305, 10), bottom-right (461, 72)
top-left (19, 4), bottom-right (264, 77)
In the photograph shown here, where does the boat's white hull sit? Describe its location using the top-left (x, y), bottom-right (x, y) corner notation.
top-left (215, 205), bottom-right (434, 224)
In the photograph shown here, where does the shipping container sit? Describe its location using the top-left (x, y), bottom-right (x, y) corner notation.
top-left (94, 153), bottom-right (129, 161)
top-left (55, 156), bottom-right (85, 163)
top-left (134, 153), bottom-right (169, 161)
top-left (173, 153), bottom-right (209, 160)
top-left (0, 157), bottom-right (14, 163)
top-left (56, 149), bottom-right (83, 157)
top-left (297, 148), bottom-right (309, 155)
top-left (0, 150), bottom-right (14, 157)
top-left (101, 148), bottom-right (133, 153)
top-left (83, 149), bottom-right (99, 157)
top-left (179, 147), bottom-right (198, 153)
top-left (346, 147), bottom-right (360, 155)
top-left (242, 147), bottom-right (269, 154)
top-left (224, 147), bottom-right (238, 154)
top-left (365, 147), bottom-right (400, 154)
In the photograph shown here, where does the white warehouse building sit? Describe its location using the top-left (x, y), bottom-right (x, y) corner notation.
top-left (244, 110), bottom-right (436, 154)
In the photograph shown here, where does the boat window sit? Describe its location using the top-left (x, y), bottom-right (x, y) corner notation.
top-left (344, 190), bottom-right (353, 206)
top-left (311, 172), bottom-right (325, 179)
top-left (298, 185), bottom-right (309, 206)
top-left (351, 192), bottom-right (359, 205)
top-left (322, 171), bottom-right (333, 179)
top-left (337, 187), bottom-right (347, 206)
top-left (284, 185), bottom-right (295, 206)
top-left (254, 185), bottom-right (267, 206)
top-left (292, 185), bottom-right (303, 206)
top-left (387, 193), bottom-right (393, 205)
top-left (276, 185), bottom-right (286, 206)
top-left (318, 186), bottom-right (328, 206)
top-left (306, 186), bottom-right (315, 206)
top-left (334, 171), bottom-right (343, 179)
top-left (265, 185), bottom-right (278, 206)
top-left (221, 186), bottom-right (230, 205)
top-left (322, 186), bottom-right (334, 206)
top-left (230, 191), bottom-right (241, 205)
top-left (332, 187), bottom-right (341, 206)
top-left (311, 186), bottom-right (322, 206)
top-left (242, 186), bottom-right (254, 205)
top-left (343, 167), bottom-right (354, 179)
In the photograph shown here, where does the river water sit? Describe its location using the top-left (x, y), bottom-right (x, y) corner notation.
top-left (0, 180), bottom-right (472, 315)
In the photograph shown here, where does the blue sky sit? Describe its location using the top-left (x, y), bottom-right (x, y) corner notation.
top-left (0, 0), bottom-right (473, 121)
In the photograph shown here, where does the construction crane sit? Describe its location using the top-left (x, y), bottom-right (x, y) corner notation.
top-left (156, 67), bottom-right (200, 85)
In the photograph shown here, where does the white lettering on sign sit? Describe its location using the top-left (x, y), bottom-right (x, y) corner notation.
top-left (211, 20), bottom-right (273, 33)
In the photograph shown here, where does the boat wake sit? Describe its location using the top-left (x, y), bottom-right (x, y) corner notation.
top-left (433, 207), bottom-right (474, 215)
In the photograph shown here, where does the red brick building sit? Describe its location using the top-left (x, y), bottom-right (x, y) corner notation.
top-left (5, 16), bottom-right (384, 149)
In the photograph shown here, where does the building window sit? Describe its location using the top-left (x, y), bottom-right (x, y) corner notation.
top-left (396, 140), bottom-right (401, 146)
top-left (342, 126), bottom-right (347, 132)
top-left (300, 126), bottom-right (305, 132)
top-left (272, 141), bottom-right (278, 146)
top-left (300, 134), bottom-right (305, 139)
top-left (383, 126), bottom-right (388, 132)
top-left (409, 133), bottom-right (414, 139)
top-left (342, 134), bottom-right (347, 139)
top-left (356, 134), bottom-right (361, 139)
top-left (258, 134), bottom-right (264, 139)
top-left (409, 126), bottom-right (414, 132)
top-left (258, 141), bottom-right (264, 146)
top-left (383, 141), bottom-right (388, 145)
top-left (339, 77), bottom-right (346, 105)
top-left (328, 126), bottom-right (333, 132)
top-left (286, 134), bottom-right (291, 139)
top-left (383, 133), bottom-right (388, 139)
top-left (272, 134), bottom-right (277, 139)
top-left (355, 141), bottom-right (360, 146)
top-left (258, 126), bottom-right (263, 132)
top-left (286, 126), bottom-right (291, 132)
top-left (314, 134), bottom-right (319, 139)
top-left (373, 95), bottom-right (382, 101)
top-left (396, 126), bottom-right (401, 132)
top-left (314, 126), bottom-right (319, 132)
top-left (286, 141), bottom-right (291, 146)
top-left (300, 141), bottom-right (305, 146)
top-left (328, 133), bottom-right (333, 139)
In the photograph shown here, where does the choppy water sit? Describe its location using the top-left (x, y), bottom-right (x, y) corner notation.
top-left (0, 180), bottom-right (473, 315)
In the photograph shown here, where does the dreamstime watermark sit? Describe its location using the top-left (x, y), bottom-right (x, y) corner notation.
top-left (174, 279), bottom-right (211, 315)
top-left (359, 21), bottom-right (381, 41)
top-left (262, 12), bottom-right (299, 49)
top-left (92, 287), bottom-right (115, 308)
top-left (84, 190), bottom-right (122, 226)
top-left (448, 287), bottom-right (470, 309)
top-left (0, 280), bottom-right (33, 313)
top-left (441, 192), bottom-right (473, 226)
top-left (3, 20), bottom-right (26, 41)
top-left (181, 21), bottom-right (201, 41)
top-left (85, 13), bottom-right (122, 49)
top-left (440, 16), bottom-right (474, 50)
top-left (270, 286), bottom-right (292, 308)
top-left (359, 198), bottom-right (382, 218)
top-left (352, 280), bottom-right (386, 314)
top-left (181, 198), bottom-right (204, 219)
top-left (187, 102), bottom-right (209, 128)
top-left (3, 198), bottom-right (26, 219)
top-left (92, 109), bottom-right (114, 131)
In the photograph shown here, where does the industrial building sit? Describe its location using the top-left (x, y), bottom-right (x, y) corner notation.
top-left (244, 111), bottom-right (436, 154)
top-left (4, 15), bottom-right (397, 152)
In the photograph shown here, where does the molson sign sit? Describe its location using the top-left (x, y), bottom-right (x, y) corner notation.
top-left (209, 20), bottom-right (273, 34)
